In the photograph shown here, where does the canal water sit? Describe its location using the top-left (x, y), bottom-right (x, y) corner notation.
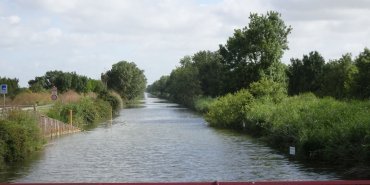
top-left (4, 93), bottom-right (339, 182)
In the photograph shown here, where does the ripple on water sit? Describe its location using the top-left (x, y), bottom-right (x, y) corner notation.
top-left (8, 93), bottom-right (339, 182)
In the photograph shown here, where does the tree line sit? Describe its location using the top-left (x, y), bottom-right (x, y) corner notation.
top-left (147, 11), bottom-right (370, 172)
top-left (148, 11), bottom-right (370, 103)
top-left (2, 60), bottom-right (146, 104)
top-left (148, 11), bottom-right (291, 106)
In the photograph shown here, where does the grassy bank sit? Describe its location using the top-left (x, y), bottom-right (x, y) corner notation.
top-left (0, 110), bottom-right (43, 168)
top-left (205, 90), bottom-right (370, 167)
top-left (47, 97), bottom-right (112, 129)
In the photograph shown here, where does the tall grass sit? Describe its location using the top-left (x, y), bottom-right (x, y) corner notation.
top-left (59, 90), bottom-right (82, 103)
top-left (12, 91), bottom-right (52, 105)
top-left (0, 110), bottom-right (43, 167)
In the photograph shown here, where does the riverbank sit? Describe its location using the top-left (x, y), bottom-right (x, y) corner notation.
top-left (0, 110), bottom-right (44, 169)
top-left (0, 91), bottom-right (121, 169)
top-left (205, 91), bottom-right (370, 165)
top-left (149, 91), bottom-right (370, 178)
top-left (9, 93), bottom-right (340, 182)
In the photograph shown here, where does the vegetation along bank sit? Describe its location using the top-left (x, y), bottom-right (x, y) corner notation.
top-left (147, 11), bottom-right (370, 171)
top-left (0, 60), bottom-right (147, 167)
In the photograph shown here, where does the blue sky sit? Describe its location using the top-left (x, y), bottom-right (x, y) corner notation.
top-left (1, 0), bottom-right (370, 87)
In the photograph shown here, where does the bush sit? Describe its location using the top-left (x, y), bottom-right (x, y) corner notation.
top-left (47, 97), bottom-right (111, 128)
top-left (206, 90), bottom-right (370, 165)
top-left (193, 96), bottom-right (215, 113)
top-left (0, 110), bottom-right (43, 166)
top-left (98, 90), bottom-right (123, 112)
top-left (249, 77), bottom-right (287, 103)
top-left (205, 89), bottom-right (254, 129)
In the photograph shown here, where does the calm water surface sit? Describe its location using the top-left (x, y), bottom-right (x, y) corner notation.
top-left (4, 93), bottom-right (339, 182)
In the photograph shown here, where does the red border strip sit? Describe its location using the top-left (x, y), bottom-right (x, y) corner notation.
top-left (4, 181), bottom-right (370, 185)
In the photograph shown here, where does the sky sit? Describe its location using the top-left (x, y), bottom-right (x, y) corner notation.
top-left (1, 0), bottom-right (370, 87)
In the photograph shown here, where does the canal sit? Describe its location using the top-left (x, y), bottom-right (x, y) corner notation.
top-left (4, 93), bottom-right (339, 182)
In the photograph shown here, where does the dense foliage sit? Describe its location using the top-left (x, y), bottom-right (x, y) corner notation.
top-left (219, 11), bottom-right (291, 93)
top-left (0, 110), bottom-right (43, 167)
top-left (97, 90), bottom-right (123, 112)
top-left (102, 61), bottom-right (147, 101)
top-left (1, 59), bottom-right (145, 168)
top-left (206, 92), bottom-right (370, 165)
top-left (148, 11), bottom-right (370, 168)
top-left (28, 71), bottom-right (104, 93)
top-left (47, 97), bottom-right (111, 128)
top-left (148, 11), bottom-right (290, 107)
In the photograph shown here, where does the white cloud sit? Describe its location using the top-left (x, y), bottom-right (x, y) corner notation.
top-left (30, 27), bottom-right (63, 44)
top-left (0, 0), bottom-right (370, 87)
top-left (0, 15), bottom-right (21, 24)
top-left (8, 15), bottom-right (21, 24)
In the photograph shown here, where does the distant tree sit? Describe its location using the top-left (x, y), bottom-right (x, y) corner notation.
top-left (87, 79), bottom-right (105, 93)
top-left (147, 75), bottom-right (169, 97)
top-left (28, 76), bottom-right (48, 92)
top-left (29, 71), bottom-right (98, 93)
top-left (166, 57), bottom-right (202, 107)
top-left (321, 54), bottom-right (358, 99)
top-left (287, 51), bottom-right (325, 95)
top-left (71, 73), bottom-right (88, 93)
top-left (219, 11), bottom-right (292, 92)
top-left (103, 61), bottom-right (147, 100)
top-left (353, 48), bottom-right (370, 99)
top-left (192, 51), bottom-right (224, 97)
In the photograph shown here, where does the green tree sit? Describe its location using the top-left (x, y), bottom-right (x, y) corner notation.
top-left (28, 76), bottom-right (48, 92)
top-left (321, 54), bottom-right (358, 99)
top-left (87, 79), bottom-right (105, 93)
top-left (166, 57), bottom-right (202, 107)
top-left (287, 51), bottom-right (325, 95)
top-left (71, 73), bottom-right (88, 93)
top-left (29, 71), bottom-right (99, 93)
top-left (246, 51), bottom-right (288, 103)
top-left (192, 51), bottom-right (224, 97)
top-left (353, 48), bottom-right (370, 99)
top-left (103, 61), bottom-right (147, 100)
top-left (219, 11), bottom-right (292, 92)
top-left (147, 75), bottom-right (169, 97)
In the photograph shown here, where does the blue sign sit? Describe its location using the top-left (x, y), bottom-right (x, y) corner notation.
top-left (1, 84), bottom-right (7, 94)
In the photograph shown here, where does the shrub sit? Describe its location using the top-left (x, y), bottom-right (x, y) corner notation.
top-left (98, 90), bottom-right (123, 112)
top-left (0, 110), bottom-right (43, 166)
top-left (249, 77), bottom-right (287, 103)
top-left (205, 89), bottom-right (254, 129)
top-left (206, 90), bottom-right (370, 165)
top-left (193, 96), bottom-right (215, 113)
top-left (47, 97), bottom-right (111, 128)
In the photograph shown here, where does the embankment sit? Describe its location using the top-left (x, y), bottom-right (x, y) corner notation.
top-left (204, 91), bottom-right (370, 176)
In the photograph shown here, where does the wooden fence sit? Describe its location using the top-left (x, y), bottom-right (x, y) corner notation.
top-left (1, 107), bottom-right (81, 139)
top-left (36, 112), bottom-right (80, 139)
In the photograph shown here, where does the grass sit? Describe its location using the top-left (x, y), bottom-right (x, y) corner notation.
top-left (59, 90), bottom-right (82, 103)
